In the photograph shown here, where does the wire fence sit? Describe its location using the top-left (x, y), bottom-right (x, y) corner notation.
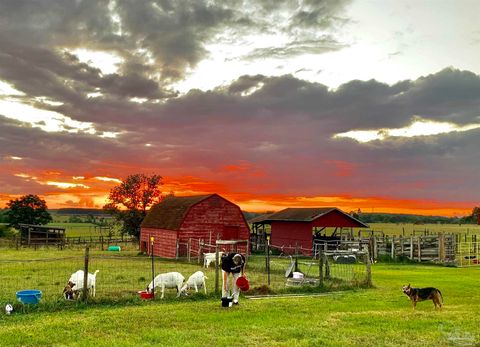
top-left (456, 241), bottom-right (480, 267)
top-left (245, 242), bottom-right (372, 291)
top-left (0, 243), bottom-right (373, 309)
top-left (0, 249), bottom-right (211, 306)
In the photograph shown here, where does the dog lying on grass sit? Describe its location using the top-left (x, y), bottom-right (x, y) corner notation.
top-left (402, 284), bottom-right (443, 310)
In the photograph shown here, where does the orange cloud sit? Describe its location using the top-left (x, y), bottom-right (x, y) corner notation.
top-left (0, 168), bottom-right (475, 218)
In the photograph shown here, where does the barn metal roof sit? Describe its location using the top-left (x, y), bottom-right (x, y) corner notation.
top-left (252, 207), bottom-right (369, 227)
top-left (141, 194), bottom-right (214, 230)
top-left (247, 213), bottom-right (274, 224)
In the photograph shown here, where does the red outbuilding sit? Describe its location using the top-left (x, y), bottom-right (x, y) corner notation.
top-left (252, 207), bottom-right (369, 255)
top-left (140, 194), bottom-right (250, 258)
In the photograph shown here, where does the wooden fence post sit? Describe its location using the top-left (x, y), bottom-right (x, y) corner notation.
top-left (400, 236), bottom-right (404, 257)
top-left (410, 237), bottom-right (414, 259)
top-left (438, 233), bottom-right (445, 262)
top-left (176, 239), bottom-right (179, 259)
top-left (187, 238), bottom-right (191, 262)
top-left (266, 238), bottom-right (271, 286)
top-left (325, 255), bottom-right (330, 279)
top-left (83, 247), bottom-right (90, 302)
top-left (417, 237), bottom-right (422, 261)
top-left (215, 243), bottom-right (220, 294)
top-left (319, 251), bottom-right (324, 286)
top-left (198, 240), bottom-right (202, 264)
top-left (391, 236), bottom-right (395, 260)
top-left (366, 251), bottom-right (372, 286)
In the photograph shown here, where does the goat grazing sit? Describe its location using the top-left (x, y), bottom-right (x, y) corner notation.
top-left (147, 272), bottom-right (184, 299)
top-left (181, 271), bottom-right (208, 295)
top-left (203, 252), bottom-right (223, 268)
top-left (63, 269), bottom-right (99, 299)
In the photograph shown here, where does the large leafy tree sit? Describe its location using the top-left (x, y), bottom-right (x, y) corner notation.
top-left (104, 173), bottom-right (163, 238)
top-left (6, 194), bottom-right (52, 229)
top-left (472, 206), bottom-right (480, 224)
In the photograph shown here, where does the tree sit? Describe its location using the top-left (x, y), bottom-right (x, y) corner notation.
top-left (104, 173), bottom-right (163, 238)
top-left (6, 194), bottom-right (52, 229)
top-left (472, 206), bottom-right (480, 225)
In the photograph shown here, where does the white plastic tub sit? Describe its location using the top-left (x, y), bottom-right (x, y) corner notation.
top-left (292, 272), bottom-right (304, 279)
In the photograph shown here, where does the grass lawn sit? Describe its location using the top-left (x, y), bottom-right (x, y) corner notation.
top-left (0, 260), bottom-right (479, 346)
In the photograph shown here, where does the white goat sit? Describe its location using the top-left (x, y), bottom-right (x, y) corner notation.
top-left (147, 272), bottom-right (184, 299)
top-left (203, 252), bottom-right (224, 268)
top-left (64, 269), bottom-right (99, 299)
top-left (181, 271), bottom-right (208, 295)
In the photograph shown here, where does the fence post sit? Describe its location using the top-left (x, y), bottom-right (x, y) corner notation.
top-left (187, 238), bottom-right (191, 262)
top-left (400, 236), bottom-right (404, 257)
top-left (438, 233), bottom-right (445, 262)
top-left (366, 251), bottom-right (372, 286)
top-left (417, 237), bottom-right (422, 261)
top-left (266, 238), bottom-right (270, 286)
top-left (410, 237), bottom-right (414, 259)
top-left (151, 236), bottom-right (155, 299)
top-left (198, 240), bottom-right (202, 264)
top-left (215, 243), bottom-right (220, 294)
top-left (319, 251), bottom-right (324, 286)
top-left (176, 239), bottom-right (179, 259)
top-left (83, 247), bottom-right (90, 302)
top-left (391, 236), bottom-right (395, 260)
top-left (325, 254), bottom-right (330, 279)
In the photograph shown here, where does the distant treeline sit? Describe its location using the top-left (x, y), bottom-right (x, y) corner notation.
top-left (51, 208), bottom-right (111, 216)
top-left (357, 213), bottom-right (476, 225)
top-left (1, 208), bottom-right (476, 226)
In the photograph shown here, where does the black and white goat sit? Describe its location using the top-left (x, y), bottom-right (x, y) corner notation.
top-left (63, 269), bottom-right (99, 300)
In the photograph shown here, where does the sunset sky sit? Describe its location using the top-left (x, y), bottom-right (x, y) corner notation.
top-left (1, 0), bottom-right (479, 216)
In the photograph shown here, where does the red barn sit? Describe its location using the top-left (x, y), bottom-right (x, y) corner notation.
top-left (140, 194), bottom-right (249, 258)
top-left (253, 207), bottom-right (368, 254)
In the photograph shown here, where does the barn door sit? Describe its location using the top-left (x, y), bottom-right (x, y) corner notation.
top-left (222, 226), bottom-right (239, 240)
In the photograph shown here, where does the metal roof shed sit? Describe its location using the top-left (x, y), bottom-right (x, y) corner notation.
top-left (252, 207), bottom-right (368, 255)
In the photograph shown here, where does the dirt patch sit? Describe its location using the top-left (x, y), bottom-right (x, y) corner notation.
top-left (247, 285), bottom-right (276, 295)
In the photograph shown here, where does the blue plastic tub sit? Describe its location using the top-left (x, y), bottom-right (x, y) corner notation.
top-left (107, 245), bottom-right (121, 251)
top-left (16, 290), bottom-right (42, 304)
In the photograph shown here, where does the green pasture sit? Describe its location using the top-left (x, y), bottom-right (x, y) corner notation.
top-left (45, 223), bottom-right (121, 237)
top-left (367, 223), bottom-right (480, 236)
top-left (261, 223), bottom-right (480, 241)
top-left (0, 249), bottom-right (479, 346)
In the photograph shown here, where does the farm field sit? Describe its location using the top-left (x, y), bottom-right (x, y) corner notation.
top-left (367, 223), bottom-right (480, 236)
top-left (46, 222), bottom-right (120, 237)
top-left (0, 251), bottom-right (479, 346)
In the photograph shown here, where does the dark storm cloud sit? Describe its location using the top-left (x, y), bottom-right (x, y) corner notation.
top-left (57, 67), bottom-right (478, 137)
top-left (0, 0), bottom-right (351, 98)
top-left (2, 68), bottom-right (480, 203)
top-left (0, 36), bottom-right (170, 104)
